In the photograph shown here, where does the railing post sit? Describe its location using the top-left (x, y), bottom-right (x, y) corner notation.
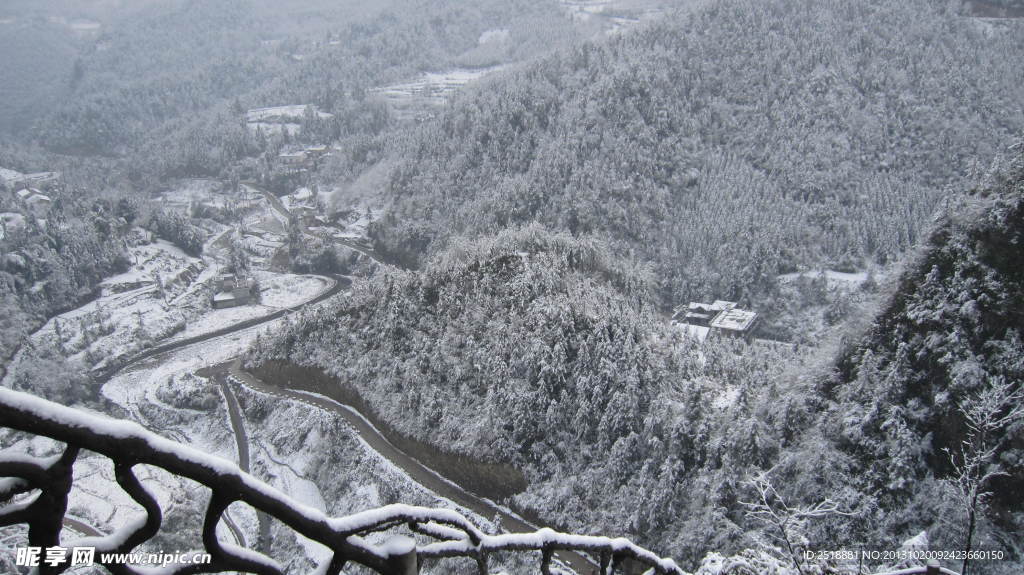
top-left (611, 553), bottom-right (625, 574)
top-left (599, 550), bottom-right (611, 575)
top-left (925, 559), bottom-right (940, 575)
top-left (541, 547), bottom-right (554, 575)
top-left (30, 446), bottom-right (78, 556)
top-left (382, 535), bottom-right (418, 575)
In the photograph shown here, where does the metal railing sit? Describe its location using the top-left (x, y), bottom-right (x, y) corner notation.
top-left (0, 386), bottom-right (685, 575)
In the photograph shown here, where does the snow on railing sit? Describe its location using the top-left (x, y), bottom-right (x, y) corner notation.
top-left (0, 386), bottom-right (686, 575)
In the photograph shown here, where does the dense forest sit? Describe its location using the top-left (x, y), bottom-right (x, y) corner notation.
top-left (826, 150), bottom-right (1024, 563)
top-left (252, 146), bottom-right (1024, 573)
top-left (0, 189), bottom-right (133, 367)
top-left (371, 0), bottom-right (1024, 310)
top-left (1, 0), bottom-right (584, 188)
top-left (250, 0), bottom-right (1024, 570)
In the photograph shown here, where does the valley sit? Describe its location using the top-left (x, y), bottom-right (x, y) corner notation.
top-left (1, 1), bottom-right (1023, 574)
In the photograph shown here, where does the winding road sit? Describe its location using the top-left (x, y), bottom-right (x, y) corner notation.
top-left (219, 361), bottom-right (594, 575)
top-left (204, 366), bottom-right (272, 552)
top-left (75, 265), bottom-right (593, 573)
top-left (62, 516), bottom-right (103, 538)
top-left (58, 275), bottom-right (346, 542)
top-left (101, 274), bottom-right (349, 379)
top-left (212, 370), bottom-right (261, 548)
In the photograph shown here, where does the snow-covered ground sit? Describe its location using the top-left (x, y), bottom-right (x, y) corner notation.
top-left (0, 240), bottom-right (214, 376)
top-left (0, 143), bottom-right (497, 575)
top-left (307, 206), bottom-right (380, 243)
top-left (479, 28), bottom-right (510, 44)
top-left (256, 272), bottom-right (329, 308)
top-left (0, 166), bottom-right (22, 182)
top-left (239, 186), bottom-right (289, 237)
top-left (0, 187), bottom-right (346, 564)
top-left (371, 66), bottom-right (507, 121)
top-left (311, 207), bottom-right (376, 239)
top-left (374, 66), bottom-right (508, 104)
top-left (2, 281), bottom-right (335, 559)
top-left (369, 2), bottom-right (675, 121)
top-left (245, 105), bottom-right (333, 123)
top-left (559, 0), bottom-right (670, 34)
top-left (158, 179), bottom-right (268, 218)
top-left (166, 273), bottom-right (330, 342)
top-left (280, 186), bottom-right (318, 212)
top-left (102, 239), bottom-right (201, 292)
top-left (673, 321), bottom-right (711, 343)
top-left (245, 105), bottom-right (332, 137)
top-left (44, 15), bottom-right (102, 34)
top-left (13, 290), bottom-right (491, 571)
top-left (777, 269), bottom-right (870, 288)
top-left (247, 121), bottom-right (301, 136)
top-left (1, 205), bottom-right (323, 378)
top-left (92, 323), bottom-right (281, 553)
top-left (239, 231), bottom-right (286, 265)
top-left (157, 179), bottom-right (224, 211)
top-left (233, 382), bottom-right (502, 571)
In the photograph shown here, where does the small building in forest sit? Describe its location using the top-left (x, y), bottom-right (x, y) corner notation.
top-left (15, 188), bottom-right (53, 216)
top-left (672, 300), bottom-right (758, 341)
top-left (7, 172), bottom-right (61, 192)
top-left (211, 274), bottom-right (259, 309)
top-left (278, 151), bottom-right (310, 168)
top-left (305, 145), bottom-right (329, 158)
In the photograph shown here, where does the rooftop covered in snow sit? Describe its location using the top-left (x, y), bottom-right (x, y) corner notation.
top-left (709, 308), bottom-right (758, 332)
top-left (674, 299), bottom-right (759, 340)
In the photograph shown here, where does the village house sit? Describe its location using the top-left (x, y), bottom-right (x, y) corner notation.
top-left (305, 144), bottom-right (329, 158)
top-left (672, 300), bottom-right (758, 342)
top-left (6, 172), bottom-right (61, 192)
top-left (291, 204), bottom-right (321, 227)
top-left (211, 273), bottom-right (260, 309)
top-left (15, 188), bottom-right (53, 216)
top-left (278, 150), bottom-right (310, 169)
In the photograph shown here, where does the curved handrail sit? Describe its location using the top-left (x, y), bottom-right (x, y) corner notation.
top-left (0, 386), bottom-right (686, 575)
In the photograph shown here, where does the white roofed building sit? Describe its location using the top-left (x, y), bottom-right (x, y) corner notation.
top-left (15, 188), bottom-right (53, 216)
top-left (709, 308), bottom-right (758, 335)
top-left (211, 274), bottom-right (260, 309)
top-left (672, 299), bottom-right (759, 342)
top-left (8, 171), bottom-right (60, 192)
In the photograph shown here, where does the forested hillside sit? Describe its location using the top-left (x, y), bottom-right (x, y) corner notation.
top-left (373, 0), bottom-right (1024, 309)
top-left (0, 17), bottom-right (81, 134)
top-left (824, 146), bottom-right (1024, 562)
top-left (252, 0), bottom-right (1024, 570)
top-left (250, 226), bottom-right (799, 565)
top-left (0, 191), bottom-right (132, 367)
top-left (6, 0), bottom-right (580, 186)
top-left (254, 226), bottom-right (663, 462)
top-left (252, 148), bottom-right (1024, 573)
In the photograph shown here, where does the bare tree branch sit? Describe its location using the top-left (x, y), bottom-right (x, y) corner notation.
top-left (740, 467), bottom-right (853, 575)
